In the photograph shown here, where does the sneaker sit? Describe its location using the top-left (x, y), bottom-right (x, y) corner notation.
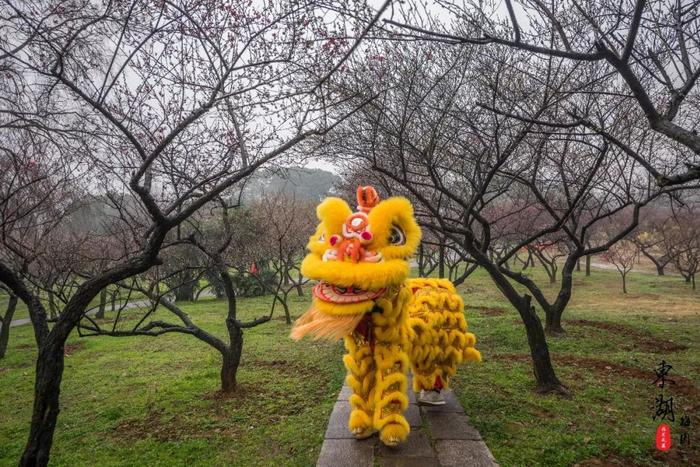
top-left (352, 427), bottom-right (375, 440)
top-left (418, 389), bottom-right (446, 406)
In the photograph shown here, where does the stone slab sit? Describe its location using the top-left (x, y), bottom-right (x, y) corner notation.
top-left (320, 381), bottom-right (497, 467)
top-left (379, 456), bottom-right (439, 467)
top-left (418, 389), bottom-right (465, 414)
top-left (426, 412), bottom-right (482, 440)
top-left (435, 439), bottom-right (499, 467)
top-left (324, 401), bottom-right (353, 439)
top-left (378, 430), bottom-right (433, 458)
top-left (316, 438), bottom-right (374, 467)
top-left (405, 403), bottom-right (422, 428)
top-left (407, 387), bottom-right (417, 404)
top-left (337, 385), bottom-right (352, 401)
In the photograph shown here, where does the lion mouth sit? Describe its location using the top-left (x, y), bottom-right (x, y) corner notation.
top-left (313, 281), bottom-right (386, 304)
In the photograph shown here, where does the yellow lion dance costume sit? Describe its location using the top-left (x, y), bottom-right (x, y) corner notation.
top-left (291, 186), bottom-right (481, 446)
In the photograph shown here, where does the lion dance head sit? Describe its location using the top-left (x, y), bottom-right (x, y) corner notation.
top-left (291, 186), bottom-right (421, 340)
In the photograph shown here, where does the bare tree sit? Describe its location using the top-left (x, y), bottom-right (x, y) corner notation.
top-left (253, 190), bottom-right (315, 323)
top-left (323, 26), bottom-right (700, 393)
top-left (0, 283), bottom-right (18, 358)
top-left (79, 198), bottom-right (272, 393)
top-left (665, 203), bottom-right (700, 288)
top-left (634, 204), bottom-right (677, 275)
top-left (386, 0), bottom-right (700, 187)
top-left (325, 40), bottom-right (574, 394)
top-left (0, 0), bottom-right (387, 464)
top-left (602, 239), bottom-right (640, 293)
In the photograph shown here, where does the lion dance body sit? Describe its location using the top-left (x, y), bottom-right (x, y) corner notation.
top-left (291, 186), bottom-right (481, 446)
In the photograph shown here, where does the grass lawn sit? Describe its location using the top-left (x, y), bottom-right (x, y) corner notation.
top-left (0, 267), bottom-right (698, 466)
top-left (0, 294), bottom-right (345, 466)
top-left (452, 267), bottom-right (699, 466)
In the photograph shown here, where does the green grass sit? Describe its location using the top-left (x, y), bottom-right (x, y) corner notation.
top-left (1, 267), bottom-right (698, 466)
top-left (0, 293), bottom-right (345, 466)
top-left (451, 266), bottom-right (699, 466)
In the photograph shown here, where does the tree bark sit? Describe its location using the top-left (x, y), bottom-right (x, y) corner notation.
top-left (504, 253), bottom-right (577, 338)
top-left (95, 288), bottom-right (107, 319)
top-left (438, 241), bottom-right (445, 278)
top-left (47, 291), bottom-right (57, 320)
top-left (544, 310), bottom-right (565, 337)
top-left (418, 243), bottom-right (425, 276)
top-left (19, 340), bottom-right (64, 467)
top-left (173, 270), bottom-right (196, 302)
top-left (0, 294), bottom-right (18, 358)
top-left (641, 249), bottom-right (666, 276)
top-left (518, 296), bottom-right (568, 395)
top-left (585, 255), bottom-right (591, 276)
top-left (622, 273), bottom-right (627, 294)
top-left (220, 265), bottom-right (244, 391)
top-left (279, 297), bottom-right (291, 325)
top-left (221, 329), bottom-right (242, 392)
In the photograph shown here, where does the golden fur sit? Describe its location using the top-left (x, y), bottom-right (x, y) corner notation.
top-left (291, 190), bottom-right (480, 446)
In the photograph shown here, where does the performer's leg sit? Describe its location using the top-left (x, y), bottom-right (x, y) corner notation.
top-left (343, 333), bottom-right (375, 439)
top-left (372, 289), bottom-right (412, 446)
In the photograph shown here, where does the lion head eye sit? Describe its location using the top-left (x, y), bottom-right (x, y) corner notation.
top-left (388, 225), bottom-right (406, 245)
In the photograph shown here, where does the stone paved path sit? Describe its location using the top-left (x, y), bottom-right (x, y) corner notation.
top-left (317, 378), bottom-right (498, 467)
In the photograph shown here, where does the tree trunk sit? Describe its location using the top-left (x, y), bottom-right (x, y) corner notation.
top-left (280, 296), bottom-right (291, 325)
top-left (464, 240), bottom-right (568, 396)
top-left (20, 340), bottom-right (65, 467)
top-left (585, 255), bottom-right (591, 276)
top-left (220, 263), bottom-right (245, 392)
top-left (622, 274), bottom-right (627, 294)
top-left (47, 291), bottom-right (57, 319)
top-left (544, 309), bottom-right (565, 337)
top-left (418, 243), bottom-right (425, 276)
top-left (221, 331), bottom-right (242, 393)
top-left (518, 297), bottom-right (568, 395)
top-left (656, 264), bottom-right (665, 276)
top-left (576, 258), bottom-right (580, 272)
top-left (438, 241), bottom-right (445, 278)
top-left (0, 294), bottom-right (18, 358)
top-left (295, 282), bottom-right (304, 297)
top-left (174, 270), bottom-right (196, 302)
top-left (95, 288), bottom-right (107, 319)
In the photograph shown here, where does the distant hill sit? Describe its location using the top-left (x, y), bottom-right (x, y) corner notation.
top-left (61, 167), bottom-right (339, 234)
top-left (242, 167), bottom-right (340, 203)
